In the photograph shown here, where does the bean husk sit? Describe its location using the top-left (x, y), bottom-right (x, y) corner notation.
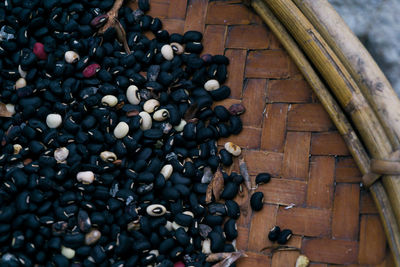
top-left (206, 251), bottom-right (247, 267)
top-left (239, 156), bottom-right (252, 191)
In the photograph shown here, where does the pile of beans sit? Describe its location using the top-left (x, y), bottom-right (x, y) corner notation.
top-left (0, 0), bottom-right (254, 266)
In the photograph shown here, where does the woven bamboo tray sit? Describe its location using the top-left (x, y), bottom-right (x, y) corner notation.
top-left (130, 0), bottom-right (395, 266)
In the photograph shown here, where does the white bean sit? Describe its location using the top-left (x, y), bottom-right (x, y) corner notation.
top-left (76, 171), bottom-right (95, 184)
top-left (101, 95), bottom-right (118, 107)
top-left (161, 44), bottom-right (174, 61)
top-left (139, 111), bottom-right (152, 130)
top-left (146, 204), bottom-right (167, 216)
top-left (170, 42), bottom-right (184, 54)
top-left (54, 147), bottom-right (69, 162)
top-left (143, 99), bottom-right (160, 113)
top-left (13, 144), bottom-right (22, 154)
top-left (153, 108), bottom-right (169, 121)
top-left (160, 164), bottom-right (173, 180)
top-left (46, 114), bottom-right (62, 128)
top-left (171, 221), bottom-right (188, 232)
top-left (61, 246), bottom-right (75, 259)
top-left (18, 65), bottom-right (27, 78)
top-left (204, 79), bottom-right (220, 91)
top-left (126, 85), bottom-right (141, 105)
top-left (113, 122), bottom-right (129, 139)
top-left (5, 104), bottom-right (15, 115)
top-left (173, 119), bottom-right (187, 132)
top-left (64, 51), bottom-right (80, 63)
top-left (100, 151), bottom-right (117, 162)
top-left (224, 142), bottom-right (242, 156)
top-left (15, 77), bottom-right (26, 89)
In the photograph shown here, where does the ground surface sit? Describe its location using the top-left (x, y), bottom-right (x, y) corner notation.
top-left (137, 0), bottom-right (393, 265)
top-left (329, 0), bottom-right (400, 96)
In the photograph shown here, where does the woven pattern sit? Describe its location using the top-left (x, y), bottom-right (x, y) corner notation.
top-left (131, 0), bottom-right (392, 265)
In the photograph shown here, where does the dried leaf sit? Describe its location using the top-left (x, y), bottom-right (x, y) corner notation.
top-left (183, 103), bottom-right (198, 121)
top-left (97, 0), bottom-right (131, 54)
top-left (114, 18), bottom-right (131, 54)
top-left (212, 169), bottom-right (224, 201)
top-left (239, 155), bottom-right (252, 191)
top-left (199, 224), bottom-right (212, 238)
top-left (98, 0), bottom-right (124, 35)
top-left (205, 181), bottom-right (213, 204)
top-left (205, 169), bottom-right (224, 203)
top-left (0, 103), bottom-right (12, 117)
top-left (209, 251), bottom-right (247, 267)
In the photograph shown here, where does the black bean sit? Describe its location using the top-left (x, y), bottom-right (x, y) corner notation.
top-left (204, 214), bottom-right (224, 227)
top-left (136, 171), bottom-right (154, 183)
top-left (185, 42), bottom-right (203, 54)
top-left (48, 237), bottom-right (62, 250)
top-left (268, 226), bottom-right (281, 242)
top-left (53, 254), bottom-right (69, 267)
top-left (219, 148), bottom-right (233, 166)
top-left (229, 115), bottom-right (243, 135)
top-left (91, 245), bottom-right (107, 263)
top-left (183, 31), bottom-right (203, 43)
top-left (159, 238), bottom-right (175, 254)
top-left (169, 246), bottom-right (184, 259)
top-left (220, 182), bottom-right (239, 200)
top-left (174, 212), bottom-right (193, 227)
top-left (208, 203), bottom-right (227, 216)
top-left (250, 192), bottom-right (264, 211)
top-left (225, 200), bottom-right (240, 220)
top-left (76, 246), bottom-right (91, 257)
top-left (224, 219), bottom-right (238, 241)
top-left (209, 231), bottom-right (225, 252)
top-left (143, 129), bottom-right (163, 140)
top-left (0, 0), bottom-right (249, 264)
top-left (277, 229), bottom-right (293, 245)
top-left (209, 85), bottom-right (231, 101)
top-left (138, 0), bottom-right (150, 12)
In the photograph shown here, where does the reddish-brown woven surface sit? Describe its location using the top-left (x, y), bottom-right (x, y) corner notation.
top-left (131, 0), bottom-right (393, 266)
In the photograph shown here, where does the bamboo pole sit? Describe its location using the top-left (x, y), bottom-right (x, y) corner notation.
top-left (249, 0), bottom-right (400, 264)
top-left (292, 0), bottom-right (400, 149)
top-left (262, 0), bottom-right (400, 245)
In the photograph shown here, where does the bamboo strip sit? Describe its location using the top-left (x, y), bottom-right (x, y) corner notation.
top-left (372, 160), bottom-right (400, 175)
top-left (263, 0), bottom-right (400, 248)
top-left (370, 182), bottom-right (400, 266)
top-left (250, 0), bottom-right (400, 264)
top-left (292, 0), bottom-right (400, 149)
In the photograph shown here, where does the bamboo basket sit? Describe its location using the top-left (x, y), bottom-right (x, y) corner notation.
top-left (138, 0), bottom-right (397, 265)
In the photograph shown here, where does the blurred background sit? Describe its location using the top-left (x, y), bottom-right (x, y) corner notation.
top-left (329, 0), bottom-right (400, 95)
